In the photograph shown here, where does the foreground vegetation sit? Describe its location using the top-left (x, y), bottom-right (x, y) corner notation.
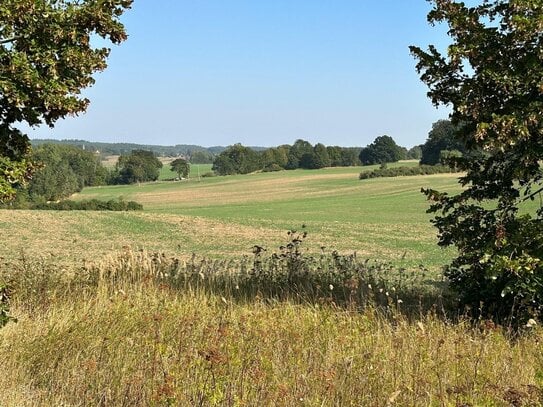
top-left (1, 247), bottom-right (542, 406)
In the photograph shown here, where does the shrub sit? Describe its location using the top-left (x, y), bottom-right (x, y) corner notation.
top-left (262, 163), bottom-right (283, 172)
top-left (29, 198), bottom-right (143, 211)
top-left (359, 164), bottom-right (459, 180)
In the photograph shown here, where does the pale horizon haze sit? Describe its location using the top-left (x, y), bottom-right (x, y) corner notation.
top-left (26, 1), bottom-right (452, 148)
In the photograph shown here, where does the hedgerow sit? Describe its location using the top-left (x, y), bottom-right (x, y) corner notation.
top-left (359, 164), bottom-right (459, 180)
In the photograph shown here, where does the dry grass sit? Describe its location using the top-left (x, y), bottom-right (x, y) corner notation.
top-left (0, 210), bottom-right (288, 266)
top-left (0, 250), bottom-right (542, 406)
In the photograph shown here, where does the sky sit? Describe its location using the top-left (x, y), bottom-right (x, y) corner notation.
top-left (27, 1), bottom-right (453, 148)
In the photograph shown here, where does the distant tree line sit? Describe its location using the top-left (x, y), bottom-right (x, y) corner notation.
top-left (212, 140), bottom-right (364, 176)
top-left (4, 145), bottom-right (166, 207)
top-left (30, 139), bottom-right (224, 160)
top-left (211, 137), bottom-right (426, 176)
top-left (9, 120), bottom-right (462, 204)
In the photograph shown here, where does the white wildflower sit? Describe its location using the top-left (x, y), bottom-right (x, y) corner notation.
top-left (526, 319), bottom-right (537, 328)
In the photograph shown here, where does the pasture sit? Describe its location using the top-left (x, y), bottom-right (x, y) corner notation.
top-left (1, 162), bottom-right (459, 270)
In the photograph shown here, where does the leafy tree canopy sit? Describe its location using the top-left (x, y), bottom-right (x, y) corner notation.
top-left (170, 158), bottom-right (190, 179)
top-left (27, 143), bottom-right (106, 201)
top-left (286, 139), bottom-right (313, 170)
top-left (411, 0), bottom-right (543, 324)
top-left (0, 0), bottom-right (132, 202)
top-left (115, 150), bottom-right (162, 184)
top-left (420, 120), bottom-right (465, 165)
top-left (359, 135), bottom-right (404, 165)
top-left (212, 144), bottom-right (260, 176)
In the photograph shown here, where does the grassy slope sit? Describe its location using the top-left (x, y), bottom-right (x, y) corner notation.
top-left (0, 163), bottom-right (461, 270)
top-left (73, 162), bottom-right (460, 269)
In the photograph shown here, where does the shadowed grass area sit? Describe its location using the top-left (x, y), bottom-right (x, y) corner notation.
top-left (1, 249), bottom-right (542, 406)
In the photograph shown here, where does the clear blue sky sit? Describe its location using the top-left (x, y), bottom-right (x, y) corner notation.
top-left (28, 1), bottom-right (452, 148)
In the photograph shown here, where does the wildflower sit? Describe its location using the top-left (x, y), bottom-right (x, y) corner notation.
top-left (526, 319), bottom-right (537, 328)
top-left (329, 284), bottom-right (334, 291)
top-left (397, 299), bottom-right (403, 304)
top-left (368, 284), bottom-right (372, 289)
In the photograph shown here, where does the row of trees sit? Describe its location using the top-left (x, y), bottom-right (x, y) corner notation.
top-left (8, 146), bottom-right (168, 204)
top-left (212, 137), bottom-right (426, 176)
top-left (17, 122), bottom-right (463, 202)
top-left (211, 141), bottom-right (363, 176)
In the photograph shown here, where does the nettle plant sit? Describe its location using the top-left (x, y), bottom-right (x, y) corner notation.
top-left (411, 0), bottom-right (543, 326)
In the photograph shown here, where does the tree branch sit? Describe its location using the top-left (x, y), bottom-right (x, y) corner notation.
top-left (520, 185), bottom-right (543, 204)
top-left (0, 36), bottom-right (21, 45)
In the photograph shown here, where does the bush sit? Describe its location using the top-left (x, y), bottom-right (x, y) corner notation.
top-left (359, 165), bottom-right (459, 180)
top-left (443, 215), bottom-right (543, 327)
top-left (262, 163), bottom-right (283, 172)
top-left (29, 198), bottom-right (143, 211)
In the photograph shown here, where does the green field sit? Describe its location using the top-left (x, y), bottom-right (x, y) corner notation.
top-left (159, 162), bottom-right (214, 180)
top-left (1, 162), bottom-right (462, 270)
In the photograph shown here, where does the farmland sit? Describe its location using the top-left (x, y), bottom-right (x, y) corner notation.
top-left (1, 162), bottom-right (459, 270)
top-left (1, 166), bottom-right (542, 406)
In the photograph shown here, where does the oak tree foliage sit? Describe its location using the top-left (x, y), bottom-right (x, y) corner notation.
top-left (359, 135), bottom-right (405, 165)
top-left (0, 0), bottom-right (132, 201)
top-left (170, 158), bottom-right (190, 179)
top-left (411, 0), bottom-right (543, 323)
top-left (115, 149), bottom-right (162, 184)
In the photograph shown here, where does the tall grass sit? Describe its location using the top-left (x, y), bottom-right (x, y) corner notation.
top-left (1, 248), bottom-right (542, 406)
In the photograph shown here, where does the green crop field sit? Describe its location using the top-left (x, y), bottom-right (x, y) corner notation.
top-left (1, 162), bottom-right (464, 270)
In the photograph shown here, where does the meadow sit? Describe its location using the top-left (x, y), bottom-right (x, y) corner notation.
top-left (0, 162), bottom-right (460, 270)
top-left (1, 164), bottom-right (542, 406)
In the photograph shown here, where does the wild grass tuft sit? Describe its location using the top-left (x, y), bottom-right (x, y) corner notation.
top-left (1, 242), bottom-right (542, 406)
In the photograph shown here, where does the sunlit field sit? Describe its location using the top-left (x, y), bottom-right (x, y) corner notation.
top-left (1, 163), bottom-right (460, 270)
